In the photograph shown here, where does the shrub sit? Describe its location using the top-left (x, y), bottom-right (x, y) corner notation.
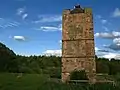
top-left (70, 70), bottom-right (88, 80)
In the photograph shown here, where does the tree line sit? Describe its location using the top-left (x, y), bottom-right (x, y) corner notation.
top-left (0, 42), bottom-right (120, 79)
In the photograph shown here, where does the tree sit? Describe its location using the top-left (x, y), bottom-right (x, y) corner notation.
top-left (0, 42), bottom-right (16, 72)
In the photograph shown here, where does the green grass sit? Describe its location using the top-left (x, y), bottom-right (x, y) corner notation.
top-left (0, 73), bottom-right (49, 90)
top-left (0, 73), bottom-right (119, 90)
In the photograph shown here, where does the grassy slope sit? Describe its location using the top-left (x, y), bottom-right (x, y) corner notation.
top-left (0, 73), bottom-right (49, 90)
top-left (0, 73), bottom-right (119, 90)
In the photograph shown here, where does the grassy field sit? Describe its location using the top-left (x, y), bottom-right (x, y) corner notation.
top-left (0, 73), bottom-right (119, 90)
top-left (0, 73), bottom-right (49, 90)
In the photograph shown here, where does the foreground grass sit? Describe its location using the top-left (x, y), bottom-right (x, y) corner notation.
top-left (0, 73), bottom-right (120, 90)
top-left (0, 73), bottom-right (49, 90)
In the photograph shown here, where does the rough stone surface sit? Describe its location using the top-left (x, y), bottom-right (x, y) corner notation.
top-left (62, 5), bottom-right (96, 83)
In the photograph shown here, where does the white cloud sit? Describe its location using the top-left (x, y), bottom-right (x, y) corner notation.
top-left (17, 7), bottom-right (28, 20)
top-left (59, 40), bottom-right (62, 44)
top-left (0, 19), bottom-right (20, 29)
top-left (59, 40), bottom-right (62, 46)
top-left (102, 53), bottom-right (117, 59)
top-left (40, 26), bottom-right (60, 31)
top-left (104, 43), bottom-right (120, 51)
top-left (94, 33), bottom-right (99, 37)
top-left (102, 26), bottom-right (109, 31)
top-left (113, 8), bottom-right (120, 17)
top-left (42, 49), bottom-right (61, 56)
top-left (35, 24), bottom-right (62, 32)
top-left (98, 52), bottom-right (120, 60)
top-left (95, 47), bottom-right (99, 52)
top-left (96, 15), bottom-right (102, 19)
top-left (114, 54), bottom-right (120, 59)
top-left (94, 31), bottom-right (120, 39)
top-left (101, 19), bottom-right (107, 24)
top-left (8, 22), bottom-right (19, 27)
top-left (103, 44), bottom-right (109, 47)
top-left (13, 36), bottom-right (26, 41)
top-left (94, 32), bottom-right (113, 39)
top-left (105, 37), bottom-right (120, 51)
top-left (95, 47), bottom-right (109, 53)
top-left (96, 51), bottom-right (120, 60)
top-left (95, 31), bottom-right (120, 51)
top-left (95, 46), bottom-right (120, 59)
top-left (33, 15), bottom-right (62, 23)
top-left (22, 13), bottom-right (28, 20)
top-left (17, 7), bottom-right (25, 15)
top-left (113, 38), bottom-right (120, 45)
top-left (112, 31), bottom-right (120, 37)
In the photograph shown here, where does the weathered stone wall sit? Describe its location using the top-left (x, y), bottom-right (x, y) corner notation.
top-left (62, 6), bottom-right (96, 83)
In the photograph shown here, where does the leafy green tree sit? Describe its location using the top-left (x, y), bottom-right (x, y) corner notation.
top-left (0, 42), bottom-right (16, 72)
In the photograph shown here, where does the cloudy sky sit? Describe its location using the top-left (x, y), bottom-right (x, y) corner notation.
top-left (0, 0), bottom-right (120, 59)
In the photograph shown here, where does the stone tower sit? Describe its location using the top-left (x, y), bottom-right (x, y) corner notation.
top-left (62, 5), bottom-right (96, 83)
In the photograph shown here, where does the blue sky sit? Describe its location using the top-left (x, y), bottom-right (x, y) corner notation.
top-left (0, 0), bottom-right (120, 59)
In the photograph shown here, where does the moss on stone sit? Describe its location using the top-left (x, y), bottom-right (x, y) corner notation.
top-left (85, 8), bottom-right (92, 13)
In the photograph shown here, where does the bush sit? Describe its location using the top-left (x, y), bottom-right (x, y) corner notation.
top-left (42, 67), bottom-right (61, 79)
top-left (96, 61), bottom-right (109, 74)
top-left (70, 70), bottom-right (88, 80)
top-left (49, 68), bottom-right (61, 79)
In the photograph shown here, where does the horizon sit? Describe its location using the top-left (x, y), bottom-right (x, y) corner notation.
top-left (0, 0), bottom-right (120, 59)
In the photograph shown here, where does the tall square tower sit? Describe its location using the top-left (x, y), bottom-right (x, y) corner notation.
top-left (62, 5), bottom-right (96, 83)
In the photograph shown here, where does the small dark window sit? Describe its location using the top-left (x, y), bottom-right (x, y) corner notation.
top-left (90, 28), bottom-right (93, 30)
top-left (66, 60), bottom-right (69, 62)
